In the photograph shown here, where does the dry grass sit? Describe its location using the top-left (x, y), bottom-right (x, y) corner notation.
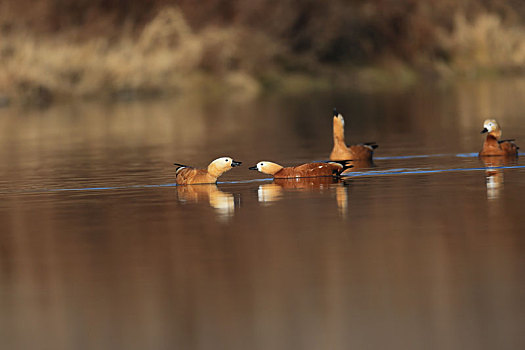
top-left (0, 7), bottom-right (279, 104)
top-left (3, 1), bottom-right (525, 104)
top-left (438, 12), bottom-right (525, 74)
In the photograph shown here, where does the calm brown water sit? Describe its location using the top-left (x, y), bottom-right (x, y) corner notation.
top-left (1, 79), bottom-right (525, 350)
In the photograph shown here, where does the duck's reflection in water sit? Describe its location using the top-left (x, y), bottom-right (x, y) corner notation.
top-left (257, 177), bottom-right (349, 218)
top-left (480, 156), bottom-right (518, 200)
top-left (336, 184), bottom-right (348, 219)
top-left (176, 184), bottom-right (235, 221)
top-left (257, 183), bottom-right (283, 205)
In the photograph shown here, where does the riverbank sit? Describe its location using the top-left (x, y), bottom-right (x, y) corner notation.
top-left (2, 3), bottom-right (525, 106)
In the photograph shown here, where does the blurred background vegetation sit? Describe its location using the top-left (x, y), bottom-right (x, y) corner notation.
top-left (2, 0), bottom-right (525, 104)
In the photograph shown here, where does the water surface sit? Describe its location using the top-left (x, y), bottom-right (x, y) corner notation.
top-left (1, 79), bottom-right (525, 350)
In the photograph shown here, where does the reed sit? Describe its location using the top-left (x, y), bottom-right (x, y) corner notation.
top-left (2, 1), bottom-right (525, 104)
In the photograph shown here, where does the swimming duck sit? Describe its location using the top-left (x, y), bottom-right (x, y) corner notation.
top-left (330, 108), bottom-right (378, 161)
top-left (174, 157), bottom-right (242, 185)
top-left (479, 119), bottom-right (519, 157)
top-left (248, 160), bottom-right (352, 178)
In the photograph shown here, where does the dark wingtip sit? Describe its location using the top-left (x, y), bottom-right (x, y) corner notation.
top-left (173, 163), bottom-right (187, 167)
top-left (329, 160), bottom-right (353, 166)
top-left (333, 107), bottom-right (339, 117)
top-left (328, 160), bottom-right (354, 175)
top-left (333, 162), bottom-right (354, 176)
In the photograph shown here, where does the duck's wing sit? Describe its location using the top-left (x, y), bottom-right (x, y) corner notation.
top-left (499, 140), bottom-right (519, 152)
top-left (174, 163), bottom-right (200, 184)
top-left (173, 163), bottom-right (194, 173)
top-left (294, 162), bottom-right (352, 177)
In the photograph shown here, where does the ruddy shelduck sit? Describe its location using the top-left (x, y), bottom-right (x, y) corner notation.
top-left (248, 161), bottom-right (352, 178)
top-left (479, 119), bottom-right (519, 157)
top-left (174, 157), bottom-right (242, 185)
top-left (330, 108), bottom-right (378, 161)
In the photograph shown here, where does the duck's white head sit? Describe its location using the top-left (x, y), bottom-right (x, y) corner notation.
top-left (208, 157), bottom-right (242, 177)
top-left (481, 119), bottom-right (502, 138)
top-left (248, 161), bottom-right (284, 175)
top-left (481, 119), bottom-right (500, 133)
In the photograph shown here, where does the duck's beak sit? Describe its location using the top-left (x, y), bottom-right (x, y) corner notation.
top-left (231, 160), bottom-right (242, 167)
top-left (481, 128), bottom-right (488, 134)
top-left (248, 166), bottom-right (258, 170)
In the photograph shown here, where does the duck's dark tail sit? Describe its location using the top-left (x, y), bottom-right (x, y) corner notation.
top-left (340, 163), bottom-right (354, 174)
top-left (328, 160), bottom-right (354, 176)
top-left (363, 142), bottom-right (378, 150)
top-left (173, 163), bottom-right (190, 173)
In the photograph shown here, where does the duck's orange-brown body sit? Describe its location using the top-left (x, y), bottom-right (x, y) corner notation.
top-left (273, 163), bottom-right (345, 178)
top-left (330, 143), bottom-right (377, 161)
top-left (175, 168), bottom-right (220, 185)
top-left (330, 109), bottom-right (377, 161)
top-left (479, 119), bottom-right (519, 157)
top-left (249, 161), bottom-right (351, 179)
top-left (480, 135), bottom-right (518, 156)
top-left (174, 157), bottom-right (242, 185)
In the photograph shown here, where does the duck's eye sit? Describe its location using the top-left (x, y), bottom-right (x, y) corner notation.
top-left (225, 159), bottom-right (229, 162)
